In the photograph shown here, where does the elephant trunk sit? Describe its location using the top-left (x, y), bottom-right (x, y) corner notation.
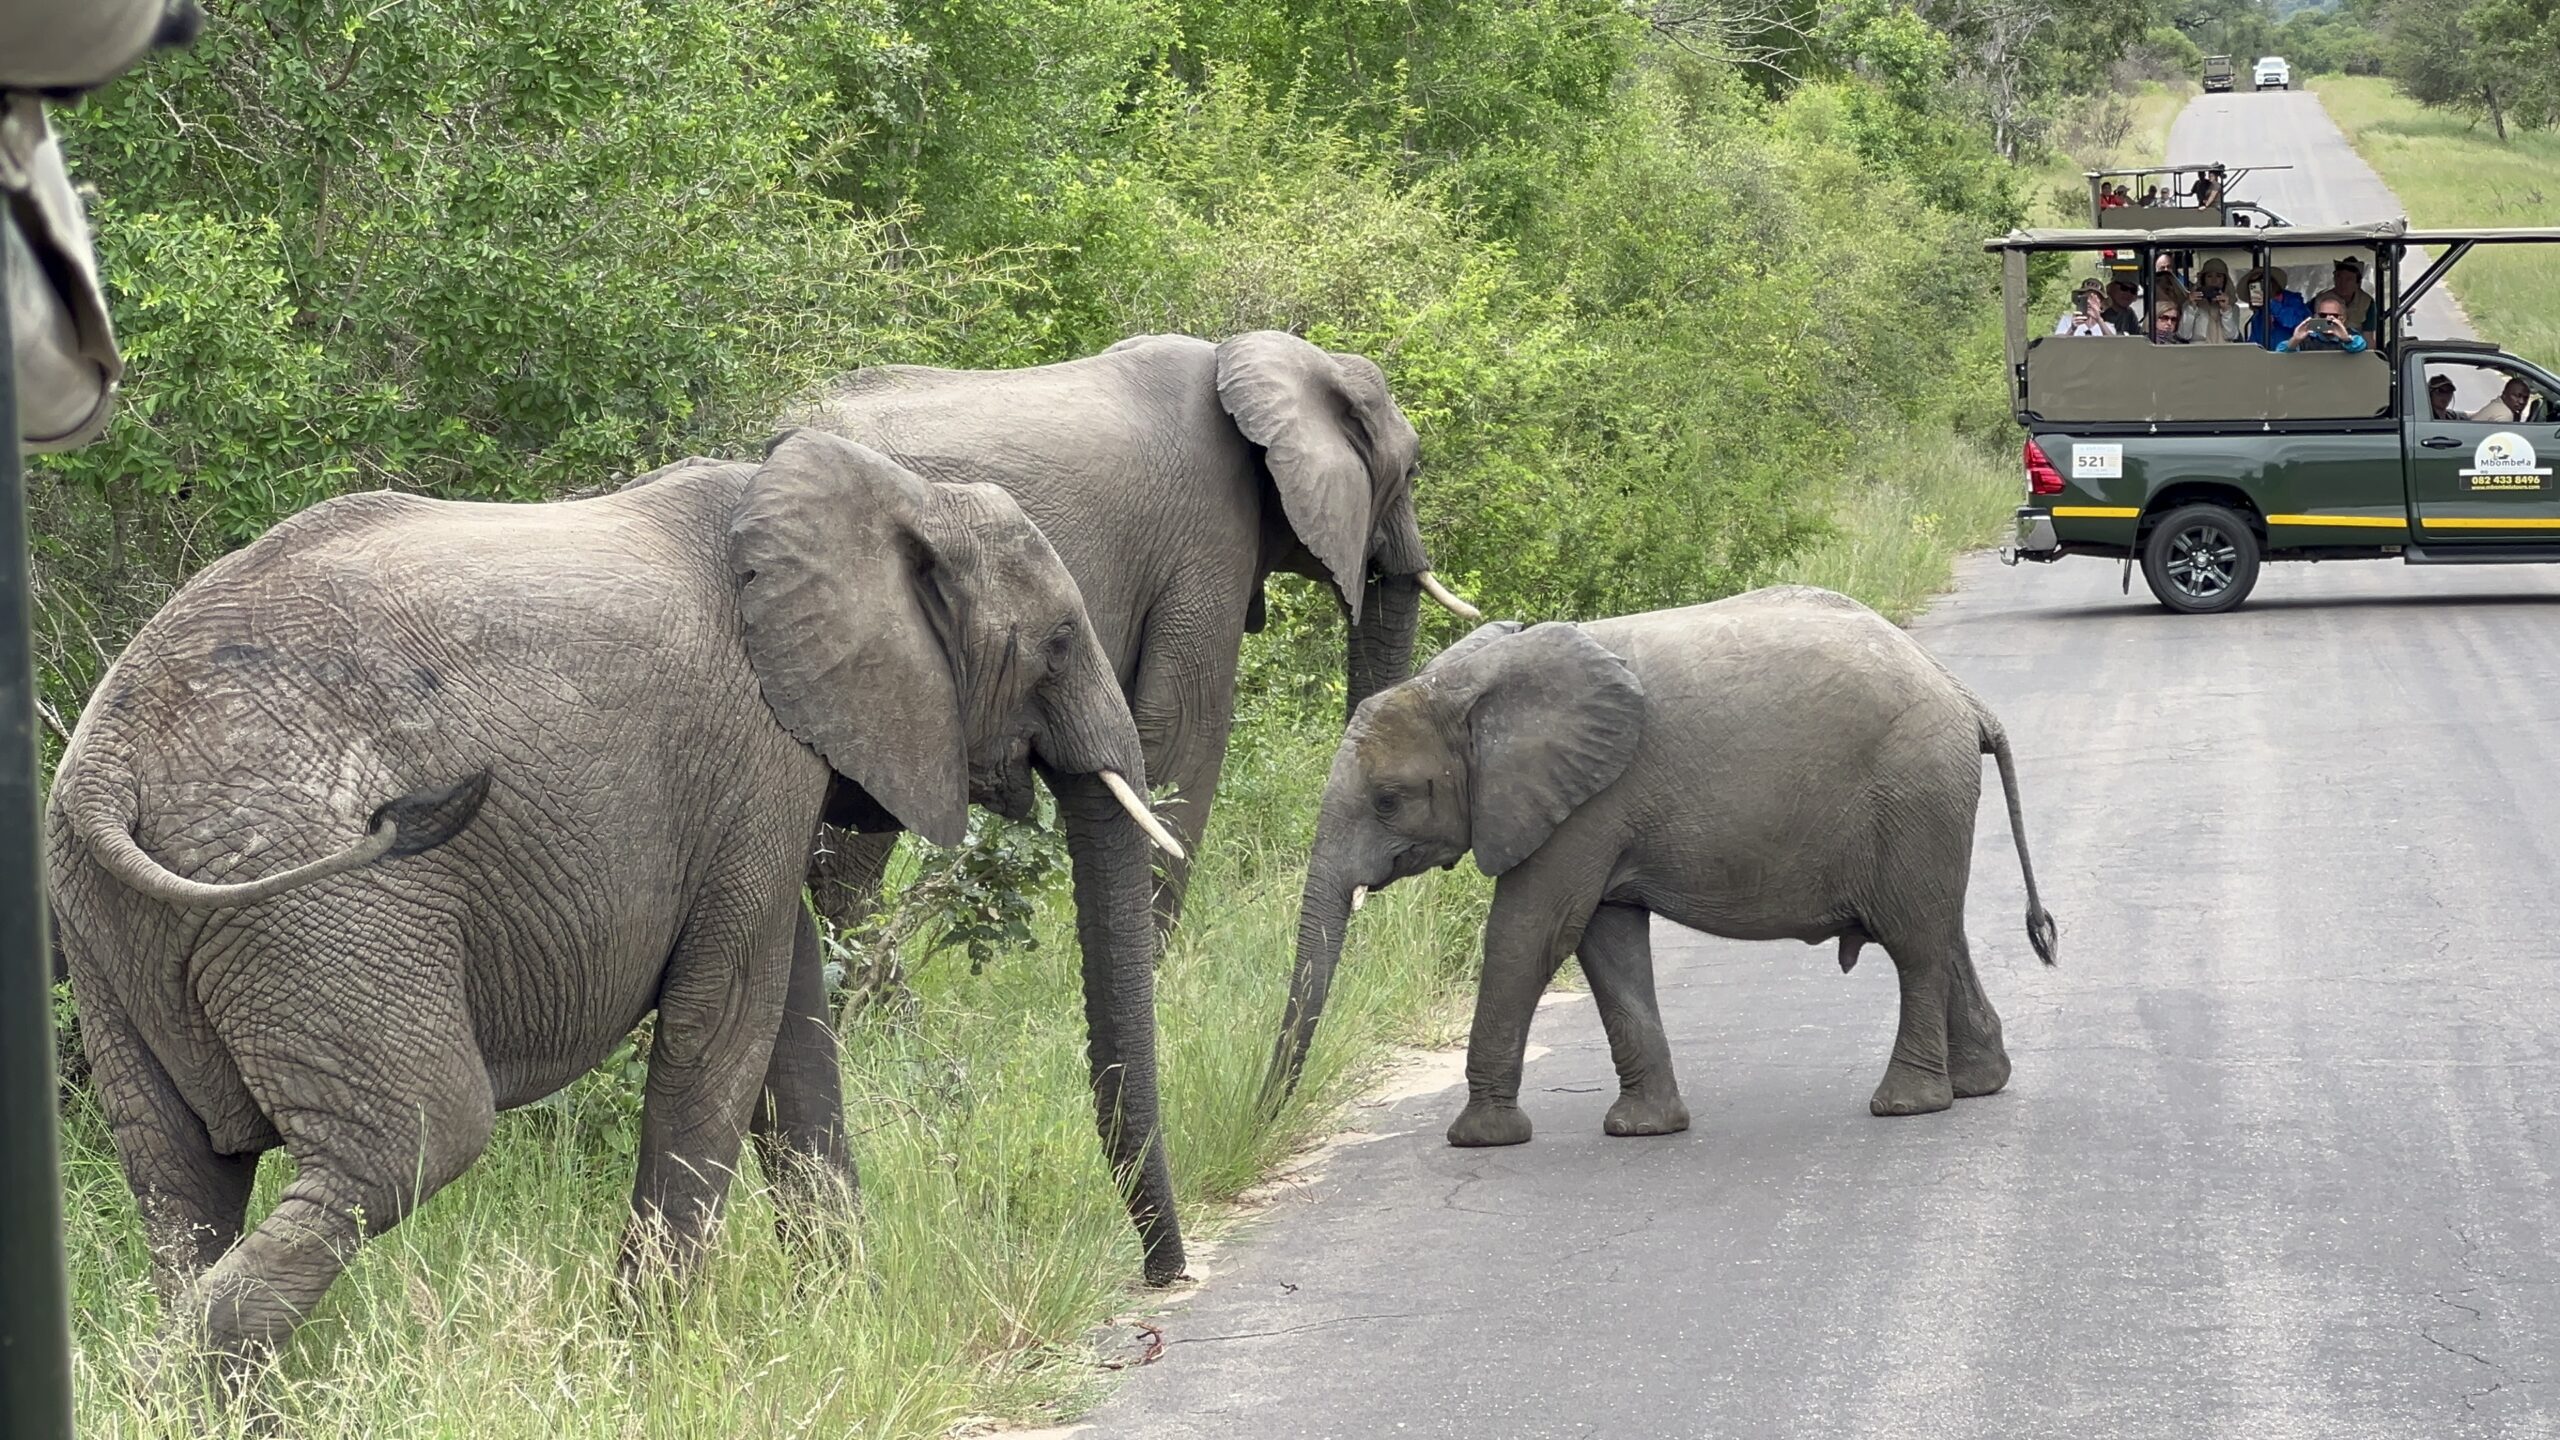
top-left (1039, 631), bottom-right (1184, 1283)
top-left (1261, 793), bottom-right (1364, 1108)
top-left (1343, 571), bottom-right (1421, 726)
top-left (1039, 632), bottom-right (1150, 786)
top-left (1050, 767), bottom-right (1186, 1285)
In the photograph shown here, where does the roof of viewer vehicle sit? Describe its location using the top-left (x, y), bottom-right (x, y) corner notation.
top-left (1985, 224), bottom-right (2560, 252)
top-left (2080, 162), bottom-right (2283, 181)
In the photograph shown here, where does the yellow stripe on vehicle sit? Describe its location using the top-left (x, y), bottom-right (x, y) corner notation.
top-left (2050, 506), bottom-right (2140, 518)
top-left (2265, 514), bottom-right (2407, 529)
top-left (2420, 516), bottom-right (2560, 530)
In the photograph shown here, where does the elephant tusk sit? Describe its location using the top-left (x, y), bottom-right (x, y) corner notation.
top-left (1417, 571), bottom-right (1481, 622)
top-left (1350, 884), bottom-right (1368, 913)
top-left (1101, 770), bottom-right (1187, 862)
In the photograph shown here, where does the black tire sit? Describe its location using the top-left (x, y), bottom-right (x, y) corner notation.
top-left (2141, 504), bottom-right (2261, 614)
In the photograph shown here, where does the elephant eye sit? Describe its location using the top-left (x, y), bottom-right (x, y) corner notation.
top-left (1373, 790), bottom-right (1402, 819)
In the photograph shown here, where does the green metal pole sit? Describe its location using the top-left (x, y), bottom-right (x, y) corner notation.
top-left (0, 216), bottom-right (79, 1440)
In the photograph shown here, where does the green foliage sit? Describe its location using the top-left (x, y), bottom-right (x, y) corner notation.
top-left (825, 811), bottom-right (1071, 1008)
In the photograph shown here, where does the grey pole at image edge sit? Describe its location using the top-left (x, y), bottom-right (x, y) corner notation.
top-left (0, 214), bottom-right (81, 1439)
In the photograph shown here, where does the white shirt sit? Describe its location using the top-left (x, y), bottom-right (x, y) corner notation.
top-left (2180, 295), bottom-right (2253, 343)
top-left (2054, 310), bottom-right (2114, 337)
top-left (2471, 397), bottom-right (2533, 423)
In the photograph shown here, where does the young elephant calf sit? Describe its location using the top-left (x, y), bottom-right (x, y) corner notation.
top-left (48, 431), bottom-right (1184, 1381)
top-left (1266, 585), bottom-right (2057, 1144)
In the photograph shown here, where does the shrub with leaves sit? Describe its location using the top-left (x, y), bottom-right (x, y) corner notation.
top-left (821, 812), bottom-right (1070, 1012)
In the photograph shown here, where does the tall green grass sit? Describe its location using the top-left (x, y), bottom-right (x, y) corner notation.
top-left (1759, 427), bottom-right (2024, 622)
top-left (2317, 77), bottom-right (2560, 369)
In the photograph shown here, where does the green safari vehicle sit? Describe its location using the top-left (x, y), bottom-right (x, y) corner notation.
top-left (1990, 221), bottom-right (2560, 613)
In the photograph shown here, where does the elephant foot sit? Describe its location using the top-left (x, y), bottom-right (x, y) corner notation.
top-left (1868, 1065), bottom-right (1955, 1117)
top-left (1602, 1087), bottom-right (1691, 1137)
top-left (1446, 1100), bottom-right (1532, 1148)
top-left (1949, 1045), bottom-right (2012, 1099)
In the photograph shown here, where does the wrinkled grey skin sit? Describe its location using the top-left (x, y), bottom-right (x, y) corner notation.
top-left (47, 432), bottom-right (1182, 1384)
top-left (1267, 587), bottom-right (2059, 1145)
top-left (791, 330), bottom-right (1436, 927)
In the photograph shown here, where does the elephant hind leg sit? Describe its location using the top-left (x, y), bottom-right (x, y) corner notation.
top-left (1945, 938), bottom-right (2012, 1099)
top-left (79, 986), bottom-right (260, 1298)
top-left (1866, 922), bottom-right (1961, 1118)
top-left (1577, 904), bottom-right (1689, 1138)
top-left (199, 938), bottom-right (496, 1387)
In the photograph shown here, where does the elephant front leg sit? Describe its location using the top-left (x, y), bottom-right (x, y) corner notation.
top-left (625, 888), bottom-right (797, 1286)
top-left (750, 905), bottom-right (859, 1259)
top-left (1577, 903), bottom-right (1689, 1137)
top-left (1127, 608), bottom-right (1244, 931)
top-left (806, 824), bottom-right (898, 934)
top-left (1448, 875), bottom-right (1600, 1148)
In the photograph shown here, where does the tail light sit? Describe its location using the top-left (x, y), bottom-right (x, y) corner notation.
top-left (2024, 439), bottom-right (2067, 496)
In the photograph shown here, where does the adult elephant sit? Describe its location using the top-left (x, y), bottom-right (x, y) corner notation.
top-left (48, 432), bottom-right (1186, 1383)
top-left (791, 330), bottom-right (1477, 926)
top-left (1264, 587), bottom-right (2059, 1143)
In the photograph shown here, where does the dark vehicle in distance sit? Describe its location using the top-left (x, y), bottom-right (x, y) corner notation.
top-left (2204, 54), bottom-right (2235, 92)
top-left (1992, 221), bottom-right (2560, 613)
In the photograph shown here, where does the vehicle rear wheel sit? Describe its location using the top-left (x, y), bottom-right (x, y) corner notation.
top-left (2141, 504), bottom-right (2261, 614)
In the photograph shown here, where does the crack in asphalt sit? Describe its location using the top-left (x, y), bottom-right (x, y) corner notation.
top-left (1173, 1312), bottom-right (1427, 1346)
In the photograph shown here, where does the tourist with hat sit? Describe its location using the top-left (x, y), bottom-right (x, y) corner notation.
top-left (2427, 374), bottom-right (2461, 420)
top-left (2240, 264), bottom-right (2310, 348)
top-left (2054, 276), bottom-right (2117, 336)
top-left (2315, 255), bottom-right (2378, 337)
top-left (2180, 256), bottom-right (2252, 343)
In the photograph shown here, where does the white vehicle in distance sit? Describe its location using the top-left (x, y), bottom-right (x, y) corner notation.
top-left (2254, 56), bottom-right (2291, 90)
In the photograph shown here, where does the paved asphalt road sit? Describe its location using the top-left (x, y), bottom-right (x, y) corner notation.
top-left (1071, 96), bottom-right (2560, 1439)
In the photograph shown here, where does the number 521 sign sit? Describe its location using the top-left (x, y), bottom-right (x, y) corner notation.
top-left (2070, 443), bottom-right (2123, 480)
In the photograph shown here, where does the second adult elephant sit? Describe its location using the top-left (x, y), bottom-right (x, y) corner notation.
top-left (1266, 587), bottom-right (2059, 1144)
top-left (791, 330), bottom-right (1476, 925)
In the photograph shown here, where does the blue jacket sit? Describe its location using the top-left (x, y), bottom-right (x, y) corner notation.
top-left (2246, 291), bottom-right (2313, 348)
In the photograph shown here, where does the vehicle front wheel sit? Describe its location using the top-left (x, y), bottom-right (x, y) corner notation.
top-left (2141, 504), bottom-right (2261, 614)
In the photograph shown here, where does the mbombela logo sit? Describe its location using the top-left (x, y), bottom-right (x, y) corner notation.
top-left (2461, 431), bottom-right (2554, 491)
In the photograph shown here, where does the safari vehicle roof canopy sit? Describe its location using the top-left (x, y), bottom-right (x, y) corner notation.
top-left (1985, 223), bottom-right (2560, 425)
top-left (2082, 165), bottom-right (2294, 232)
top-left (1992, 221), bottom-right (2400, 251)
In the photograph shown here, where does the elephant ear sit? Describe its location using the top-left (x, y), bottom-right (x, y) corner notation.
top-left (731, 429), bottom-right (969, 847)
top-left (1215, 330), bottom-right (1388, 623)
top-left (1421, 620), bottom-right (1524, 675)
top-left (1436, 622), bottom-right (1644, 877)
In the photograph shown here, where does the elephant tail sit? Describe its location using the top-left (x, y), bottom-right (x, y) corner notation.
top-left (72, 771), bottom-right (492, 910)
top-left (1979, 714), bottom-right (2058, 966)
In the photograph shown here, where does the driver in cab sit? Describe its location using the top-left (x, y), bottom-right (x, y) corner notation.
top-left (2473, 377), bottom-right (2543, 424)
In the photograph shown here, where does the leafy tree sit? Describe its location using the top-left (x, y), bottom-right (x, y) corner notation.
top-left (2379, 0), bottom-right (2529, 135)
